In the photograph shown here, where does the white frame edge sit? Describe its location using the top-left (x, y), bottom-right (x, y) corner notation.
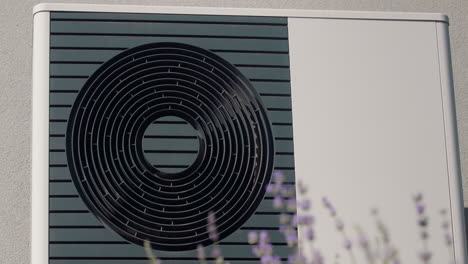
top-left (31, 11), bottom-right (49, 264)
top-left (436, 21), bottom-right (468, 264)
top-left (33, 3), bottom-right (448, 23)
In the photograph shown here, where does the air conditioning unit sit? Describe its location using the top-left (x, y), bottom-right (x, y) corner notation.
top-left (32, 3), bottom-right (467, 264)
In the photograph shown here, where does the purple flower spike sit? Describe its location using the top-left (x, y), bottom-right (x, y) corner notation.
top-left (311, 250), bottom-right (324, 264)
top-left (279, 213), bottom-right (291, 225)
top-left (287, 198), bottom-right (297, 211)
top-left (417, 204), bottom-right (426, 214)
top-left (261, 255), bottom-right (273, 264)
top-left (322, 197), bottom-right (331, 208)
top-left (413, 193), bottom-right (423, 203)
top-left (248, 231), bottom-right (258, 245)
top-left (298, 200), bottom-right (311, 210)
top-left (328, 205), bottom-right (336, 216)
top-left (289, 254), bottom-right (306, 264)
top-left (207, 211), bottom-right (219, 241)
top-left (419, 250), bottom-right (432, 262)
top-left (358, 233), bottom-right (369, 248)
top-left (273, 196), bottom-right (284, 209)
top-left (421, 230), bottom-right (429, 240)
top-left (286, 230), bottom-right (298, 247)
top-left (335, 218), bottom-right (344, 231)
top-left (197, 244), bottom-right (205, 261)
top-left (297, 215), bottom-right (314, 226)
top-left (252, 245), bottom-right (262, 257)
top-left (298, 180), bottom-right (307, 194)
top-left (259, 242), bottom-right (273, 256)
top-left (273, 170), bottom-right (285, 183)
top-left (306, 228), bottom-right (315, 241)
top-left (259, 231), bottom-right (270, 244)
top-left (208, 211), bottom-right (216, 225)
top-left (211, 247), bottom-right (222, 258)
top-left (266, 183), bottom-right (275, 194)
top-left (418, 216), bottom-right (428, 227)
top-left (272, 255), bottom-right (282, 264)
top-left (281, 186), bottom-right (295, 198)
top-left (342, 239), bottom-right (352, 250)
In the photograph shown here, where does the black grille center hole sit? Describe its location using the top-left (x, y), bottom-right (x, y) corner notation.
top-left (143, 116), bottom-right (200, 174)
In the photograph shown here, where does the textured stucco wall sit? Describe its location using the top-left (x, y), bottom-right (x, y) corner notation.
top-left (0, 0), bottom-right (467, 263)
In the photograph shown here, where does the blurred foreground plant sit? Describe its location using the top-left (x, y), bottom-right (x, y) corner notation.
top-left (144, 170), bottom-right (454, 264)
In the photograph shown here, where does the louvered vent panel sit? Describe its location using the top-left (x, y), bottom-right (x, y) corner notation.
top-left (49, 11), bottom-right (295, 263)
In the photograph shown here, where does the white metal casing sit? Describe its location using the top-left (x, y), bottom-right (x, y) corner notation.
top-left (32, 3), bottom-right (466, 264)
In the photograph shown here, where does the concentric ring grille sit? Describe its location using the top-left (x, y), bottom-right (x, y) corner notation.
top-left (66, 42), bottom-right (275, 251)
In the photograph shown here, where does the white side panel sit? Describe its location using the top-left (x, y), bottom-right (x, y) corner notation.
top-left (289, 18), bottom-right (461, 263)
top-left (31, 11), bottom-right (49, 264)
top-left (436, 22), bottom-right (468, 264)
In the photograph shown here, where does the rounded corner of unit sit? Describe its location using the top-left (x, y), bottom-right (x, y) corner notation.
top-left (33, 3), bottom-right (51, 16)
top-left (436, 13), bottom-right (450, 24)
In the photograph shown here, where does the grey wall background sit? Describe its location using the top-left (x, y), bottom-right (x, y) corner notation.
top-left (0, 0), bottom-right (466, 263)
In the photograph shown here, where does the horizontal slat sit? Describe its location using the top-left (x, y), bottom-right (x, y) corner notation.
top-left (49, 79), bottom-right (290, 95)
top-left (49, 167), bottom-right (296, 182)
top-left (50, 261), bottom-right (265, 264)
top-left (48, 150), bottom-right (294, 169)
top-left (142, 138), bottom-right (198, 151)
top-left (50, 213), bottom-right (286, 228)
top-left (146, 153), bottom-right (197, 166)
top-left (49, 64), bottom-right (290, 81)
top-left (49, 228), bottom-right (286, 243)
top-left (50, 12), bottom-right (288, 25)
top-left (51, 36), bottom-right (289, 52)
top-left (49, 197), bottom-right (286, 214)
top-left (50, 50), bottom-right (290, 67)
top-left (49, 243), bottom-right (291, 258)
top-left (48, 134), bottom-right (293, 149)
top-left (51, 21), bottom-right (288, 38)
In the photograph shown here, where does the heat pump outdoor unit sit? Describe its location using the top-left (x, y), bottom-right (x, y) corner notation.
top-left (32, 3), bottom-right (467, 264)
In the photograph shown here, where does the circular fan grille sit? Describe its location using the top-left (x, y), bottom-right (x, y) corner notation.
top-left (66, 42), bottom-right (275, 251)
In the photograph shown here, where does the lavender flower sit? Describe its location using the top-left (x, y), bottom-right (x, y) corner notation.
top-left (273, 170), bottom-right (285, 184)
top-left (279, 213), bottom-right (291, 225)
top-left (306, 228), bottom-right (315, 241)
top-left (266, 183), bottom-right (276, 194)
top-left (343, 238), bottom-right (352, 250)
top-left (273, 195), bottom-right (284, 209)
top-left (414, 193), bottom-right (423, 203)
top-left (207, 211), bottom-right (219, 242)
top-left (288, 253), bottom-right (306, 264)
top-left (419, 250), bottom-right (432, 262)
top-left (297, 180), bottom-right (307, 195)
top-left (262, 255), bottom-right (281, 264)
top-left (417, 204), bottom-right (426, 214)
top-left (413, 193), bottom-right (432, 264)
top-left (211, 247), bottom-right (222, 258)
top-left (248, 231), bottom-right (259, 245)
top-left (281, 186), bottom-right (295, 198)
top-left (286, 230), bottom-right (298, 247)
top-left (297, 200), bottom-right (311, 210)
top-left (260, 231), bottom-right (270, 244)
top-left (358, 233), bottom-right (369, 248)
top-left (296, 215), bottom-right (314, 226)
top-left (287, 198), bottom-right (297, 211)
top-left (310, 250), bottom-right (324, 264)
top-left (261, 255), bottom-right (274, 264)
top-left (335, 218), bottom-right (344, 231)
top-left (196, 244), bottom-right (206, 262)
